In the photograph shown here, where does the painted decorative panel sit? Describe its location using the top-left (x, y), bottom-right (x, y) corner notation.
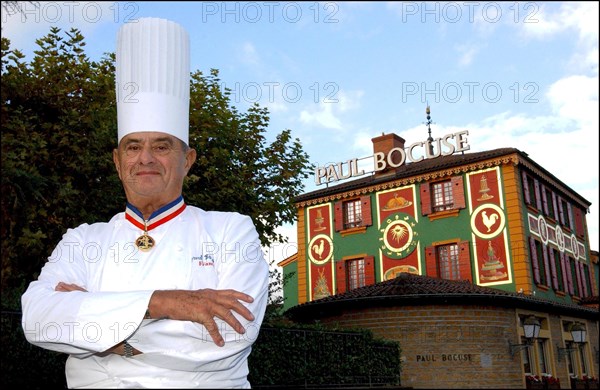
top-left (466, 167), bottom-right (513, 286)
top-left (376, 186), bottom-right (421, 281)
top-left (306, 204), bottom-right (335, 300)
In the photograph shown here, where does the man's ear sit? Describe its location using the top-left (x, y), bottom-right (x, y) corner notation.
top-left (184, 148), bottom-right (197, 172)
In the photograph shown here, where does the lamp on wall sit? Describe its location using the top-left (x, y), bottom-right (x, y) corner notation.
top-left (509, 316), bottom-right (541, 357)
top-left (556, 322), bottom-right (587, 362)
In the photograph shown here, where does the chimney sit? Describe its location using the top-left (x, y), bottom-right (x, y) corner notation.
top-left (371, 133), bottom-right (406, 176)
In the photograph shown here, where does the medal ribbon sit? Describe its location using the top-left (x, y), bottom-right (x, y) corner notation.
top-left (125, 196), bottom-right (186, 232)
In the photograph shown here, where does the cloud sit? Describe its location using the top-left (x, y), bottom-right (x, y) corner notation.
top-left (455, 43), bottom-right (481, 67)
top-left (240, 41), bottom-right (260, 66)
top-left (298, 89), bottom-right (364, 130)
top-left (1, 1), bottom-right (122, 57)
top-left (519, 2), bottom-right (599, 74)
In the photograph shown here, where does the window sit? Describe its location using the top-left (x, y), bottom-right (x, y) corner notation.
top-left (536, 340), bottom-right (549, 375)
top-left (335, 256), bottom-right (375, 294)
top-left (522, 172), bottom-right (539, 209)
top-left (562, 321), bottom-right (590, 379)
top-left (432, 180), bottom-right (453, 212)
top-left (551, 249), bottom-right (564, 292)
top-left (346, 258), bottom-right (365, 290)
top-left (543, 187), bottom-right (555, 219)
top-left (438, 244), bottom-right (460, 280)
top-left (425, 241), bottom-right (472, 282)
top-left (569, 258), bottom-right (580, 297)
top-left (529, 237), bottom-right (548, 287)
top-left (420, 176), bottom-right (465, 216)
top-left (566, 341), bottom-right (576, 377)
top-left (523, 339), bottom-right (533, 374)
top-left (558, 197), bottom-right (569, 228)
top-left (344, 199), bottom-right (362, 229)
top-left (334, 196), bottom-right (372, 232)
top-left (519, 316), bottom-right (553, 380)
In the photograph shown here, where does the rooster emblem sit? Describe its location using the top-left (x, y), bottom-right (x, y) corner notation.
top-left (482, 211), bottom-right (499, 232)
top-left (312, 238), bottom-right (325, 259)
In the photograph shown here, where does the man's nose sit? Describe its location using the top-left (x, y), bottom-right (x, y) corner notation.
top-left (138, 145), bottom-right (156, 163)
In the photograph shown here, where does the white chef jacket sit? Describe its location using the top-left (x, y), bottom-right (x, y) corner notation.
top-left (21, 204), bottom-right (269, 388)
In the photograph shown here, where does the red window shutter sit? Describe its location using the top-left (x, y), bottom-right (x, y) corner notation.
top-left (529, 237), bottom-right (540, 284)
top-left (573, 206), bottom-right (585, 237)
top-left (334, 201), bottom-right (343, 232)
top-left (522, 172), bottom-right (531, 205)
top-left (566, 257), bottom-right (574, 295)
top-left (452, 176), bottom-right (466, 209)
top-left (559, 252), bottom-right (569, 293)
top-left (542, 243), bottom-right (551, 287)
top-left (533, 179), bottom-right (542, 210)
top-left (579, 262), bottom-right (588, 297)
top-left (586, 264), bottom-right (594, 297)
top-left (566, 203), bottom-right (574, 230)
top-left (425, 245), bottom-right (438, 278)
top-left (551, 192), bottom-right (559, 221)
top-left (335, 262), bottom-right (346, 294)
top-left (541, 185), bottom-right (549, 215)
top-left (558, 197), bottom-right (565, 224)
top-left (420, 183), bottom-right (432, 216)
top-left (574, 260), bottom-right (583, 298)
top-left (548, 247), bottom-right (559, 290)
top-left (458, 241), bottom-right (472, 282)
top-left (364, 256), bottom-right (375, 286)
top-left (360, 196), bottom-right (372, 227)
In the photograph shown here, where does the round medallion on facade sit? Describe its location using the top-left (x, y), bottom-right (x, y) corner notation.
top-left (471, 203), bottom-right (506, 239)
top-left (538, 215), bottom-right (548, 244)
top-left (555, 224), bottom-right (565, 253)
top-left (379, 213), bottom-right (418, 259)
top-left (570, 234), bottom-right (579, 258)
top-left (308, 234), bottom-right (333, 265)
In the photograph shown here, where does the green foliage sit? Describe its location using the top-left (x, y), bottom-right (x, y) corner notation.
top-left (1, 310), bottom-right (401, 388)
top-left (186, 69), bottom-right (313, 246)
top-left (1, 28), bottom-right (313, 306)
top-left (1, 29), bottom-right (122, 295)
top-left (1, 311), bottom-right (68, 388)
top-left (248, 322), bottom-right (402, 387)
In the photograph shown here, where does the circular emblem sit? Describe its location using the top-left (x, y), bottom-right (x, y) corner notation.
top-left (538, 215), bottom-right (548, 244)
top-left (555, 224), bottom-right (565, 253)
top-left (308, 234), bottom-right (333, 265)
top-left (471, 203), bottom-right (506, 239)
top-left (379, 213), bottom-right (418, 259)
top-left (571, 234), bottom-right (579, 258)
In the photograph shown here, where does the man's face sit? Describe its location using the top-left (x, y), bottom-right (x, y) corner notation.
top-left (113, 132), bottom-right (196, 205)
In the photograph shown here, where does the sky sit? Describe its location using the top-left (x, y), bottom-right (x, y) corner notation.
top-left (2, 1), bottom-right (598, 269)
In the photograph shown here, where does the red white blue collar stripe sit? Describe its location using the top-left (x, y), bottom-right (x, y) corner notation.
top-left (125, 196), bottom-right (186, 231)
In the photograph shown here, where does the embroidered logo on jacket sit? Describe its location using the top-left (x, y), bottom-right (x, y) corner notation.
top-left (192, 254), bottom-right (214, 267)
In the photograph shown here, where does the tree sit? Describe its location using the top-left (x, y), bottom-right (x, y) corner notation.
top-left (1, 2), bottom-right (39, 17)
top-left (0, 28), bottom-right (313, 309)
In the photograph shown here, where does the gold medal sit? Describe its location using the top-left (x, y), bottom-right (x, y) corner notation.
top-left (135, 233), bottom-right (155, 252)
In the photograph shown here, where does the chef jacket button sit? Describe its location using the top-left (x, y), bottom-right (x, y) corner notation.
top-left (175, 245), bottom-right (183, 252)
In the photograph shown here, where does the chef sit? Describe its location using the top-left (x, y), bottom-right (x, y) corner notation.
top-left (21, 17), bottom-right (269, 388)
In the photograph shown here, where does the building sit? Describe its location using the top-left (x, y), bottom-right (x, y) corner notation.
top-left (279, 129), bottom-right (599, 389)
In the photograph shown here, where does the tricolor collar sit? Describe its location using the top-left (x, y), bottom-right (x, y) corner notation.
top-left (125, 196), bottom-right (186, 231)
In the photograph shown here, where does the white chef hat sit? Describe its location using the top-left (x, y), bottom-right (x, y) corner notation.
top-left (116, 17), bottom-right (190, 145)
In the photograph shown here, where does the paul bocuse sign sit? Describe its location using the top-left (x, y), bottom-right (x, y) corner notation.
top-left (315, 130), bottom-right (470, 185)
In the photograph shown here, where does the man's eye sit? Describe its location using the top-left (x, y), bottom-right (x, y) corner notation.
top-left (154, 145), bottom-right (170, 153)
